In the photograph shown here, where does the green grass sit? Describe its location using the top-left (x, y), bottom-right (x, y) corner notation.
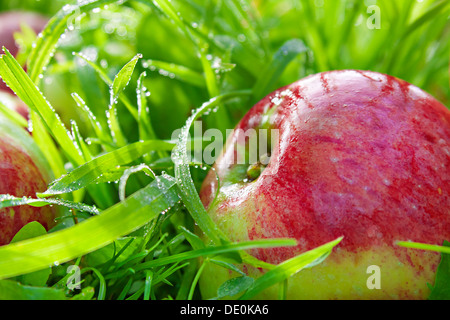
top-left (0, 0), bottom-right (448, 300)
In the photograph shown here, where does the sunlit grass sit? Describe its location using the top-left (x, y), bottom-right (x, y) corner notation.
top-left (0, 0), bottom-right (448, 300)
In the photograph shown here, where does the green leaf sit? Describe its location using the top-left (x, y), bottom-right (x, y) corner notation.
top-left (239, 237), bottom-right (343, 300)
top-left (10, 222), bottom-right (47, 244)
top-left (71, 286), bottom-right (96, 300)
top-left (111, 53), bottom-right (142, 105)
top-left (210, 259), bottom-right (246, 276)
top-left (108, 54), bottom-right (142, 147)
top-left (0, 280), bottom-right (67, 300)
top-left (216, 276), bottom-right (254, 299)
top-left (428, 241), bottom-right (450, 300)
top-left (397, 240), bottom-right (450, 300)
top-left (0, 174), bottom-right (180, 280)
top-left (10, 222), bottom-right (51, 287)
top-left (178, 226), bottom-right (205, 250)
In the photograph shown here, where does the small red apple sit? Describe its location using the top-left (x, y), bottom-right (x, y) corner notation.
top-left (0, 11), bottom-right (48, 93)
top-left (199, 70), bottom-right (450, 300)
top-left (0, 114), bottom-right (57, 246)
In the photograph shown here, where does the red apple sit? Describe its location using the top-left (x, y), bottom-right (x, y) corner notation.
top-left (198, 70), bottom-right (450, 300)
top-left (0, 11), bottom-right (48, 93)
top-left (0, 114), bottom-right (57, 246)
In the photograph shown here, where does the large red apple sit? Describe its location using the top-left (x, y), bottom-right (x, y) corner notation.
top-left (0, 114), bottom-right (57, 246)
top-left (0, 11), bottom-right (48, 93)
top-left (198, 70), bottom-right (450, 300)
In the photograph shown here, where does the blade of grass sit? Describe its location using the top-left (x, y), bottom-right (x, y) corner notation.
top-left (396, 241), bottom-right (450, 254)
top-left (29, 111), bottom-right (67, 184)
top-left (385, 0), bottom-right (450, 73)
top-left (136, 72), bottom-right (157, 141)
top-left (0, 174), bottom-right (180, 280)
top-left (71, 92), bottom-right (113, 149)
top-left (0, 48), bottom-right (84, 166)
top-left (129, 238), bottom-right (298, 272)
top-left (143, 59), bottom-right (205, 88)
top-left (0, 100), bottom-right (28, 128)
top-left (239, 237), bottom-right (343, 300)
top-left (41, 139), bottom-right (175, 196)
top-left (172, 90), bottom-right (251, 245)
top-left (0, 194), bottom-right (100, 215)
top-left (27, 0), bottom-right (121, 84)
top-left (73, 52), bottom-right (139, 122)
top-left (108, 54), bottom-right (142, 147)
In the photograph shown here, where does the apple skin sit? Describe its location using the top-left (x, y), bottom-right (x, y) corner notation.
top-left (0, 114), bottom-right (57, 246)
top-left (0, 11), bottom-right (48, 93)
top-left (198, 70), bottom-right (450, 300)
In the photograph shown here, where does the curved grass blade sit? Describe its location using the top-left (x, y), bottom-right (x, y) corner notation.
top-left (239, 237), bottom-right (343, 300)
top-left (172, 90), bottom-right (251, 245)
top-left (0, 194), bottom-right (100, 215)
top-left (42, 139), bottom-right (175, 196)
top-left (27, 0), bottom-right (122, 84)
top-left (118, 164), bottom-right (156, 201)
top-left (0, 174), bottom-right (180, 280)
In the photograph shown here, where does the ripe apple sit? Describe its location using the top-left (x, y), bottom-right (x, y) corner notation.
top-left (0, 11), bottom-right (48, 93)
top-left (198, 70), bottom-right (450, 300)
top-left (0, 114), bottom-right (57, 246)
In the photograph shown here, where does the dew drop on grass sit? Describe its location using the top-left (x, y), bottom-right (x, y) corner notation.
top-left (27, 119), bottom-right (33, 133)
